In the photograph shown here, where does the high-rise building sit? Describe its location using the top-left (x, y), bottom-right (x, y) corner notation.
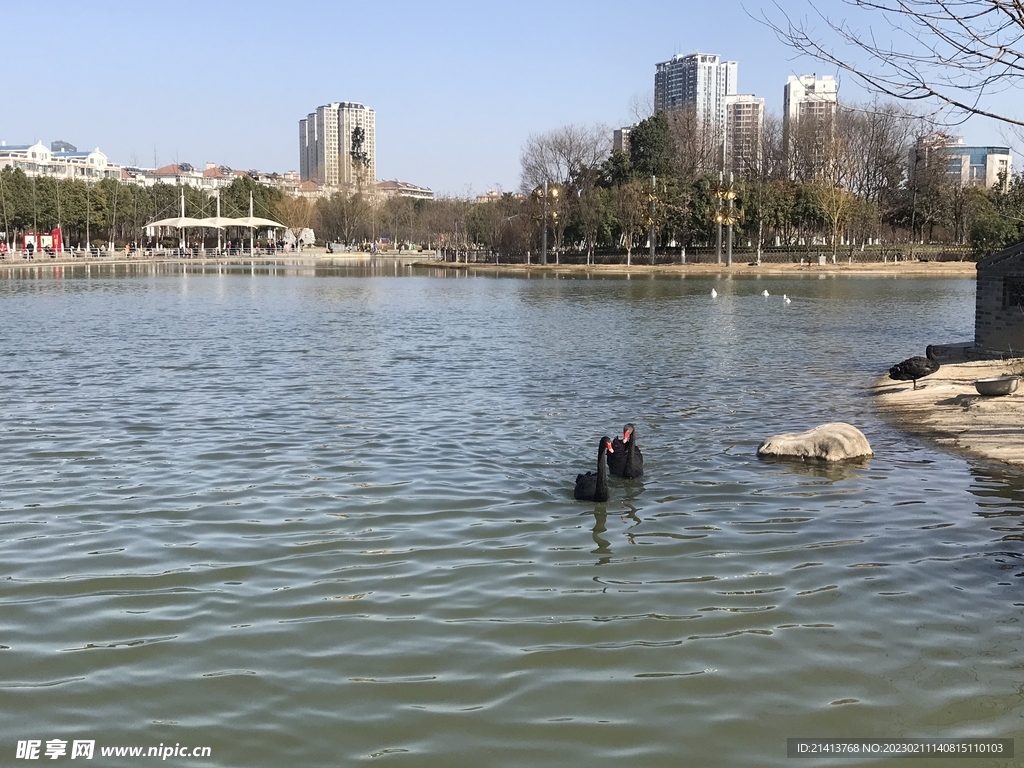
top-left (724, 95), bottom-right (764, 176)
top-left (654, 53), bottom-right (737, 141)
top-left (782, 76), bottom-right (838, 142)
top-left (782, 75), bottom-right (839, 179)
top-left (613, 127), bottom-right (632, 155)
top-left (298, 102), bottom-right (376, 190)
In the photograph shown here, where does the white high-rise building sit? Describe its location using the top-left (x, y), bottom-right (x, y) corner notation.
top-left (724, 95), bottom-right (765, 175)
top-left (298, 102), bottom-right (376, 190)
top-left (782, 75), bottom-right (839, 179)
top-left (782, 75), bottom-right (838, 141)
top-left (654, 53), bottom-right (737, 140)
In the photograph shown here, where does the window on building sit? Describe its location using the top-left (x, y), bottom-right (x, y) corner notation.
top-left (1003, 276), bottom-right (1024, 310)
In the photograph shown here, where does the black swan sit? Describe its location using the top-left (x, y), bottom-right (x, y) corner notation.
top-left (609, 423), bottom-right (644, 479)
top-left (574, 436), bottom-right (614, 502)
top-left (888, 356), bottom-right (940, 389)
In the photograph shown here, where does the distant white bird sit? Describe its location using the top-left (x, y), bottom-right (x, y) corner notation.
top-left (761, 289), bottom-right (770, 297)
top-left (783, 294), bottom-right (791, 304)
top-left (711, 288), bottom-right (718, 298)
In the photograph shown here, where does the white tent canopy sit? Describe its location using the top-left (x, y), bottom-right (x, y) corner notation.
top-left (232, 216), bottom-right (287, 228)
top-left (146, 215), bottom-right (286, 229)
top-left (147, 216), bottom-right (209, 228)
top-left (145, 192), bottom-right (287, 252)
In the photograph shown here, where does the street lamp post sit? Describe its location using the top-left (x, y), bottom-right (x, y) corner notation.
top-left (714, 173), bottom-right (738, 267)
top-left (541, 180), bottom-right (549, 266)
top-left (715, 172), bottom-right (723, 264)
top-left (726, 172), bottom-right (735, 267)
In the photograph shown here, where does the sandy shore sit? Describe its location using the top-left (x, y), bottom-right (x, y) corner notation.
top-left (873, 359), bottom-right (1024, 467)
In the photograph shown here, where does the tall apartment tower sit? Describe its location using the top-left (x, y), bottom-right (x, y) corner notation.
top-left (654, 53), bottom-right (737, 139)
top-left (782, 75), bottom-right (838, 179)
top-left (782, 76), bottom-right (838, 142)
top-left (298, 102), bottom-right (376, 190)
top-left (783, 74), bottom-right (838, 126)
top-left (724, 95), bottom-right (765, 175)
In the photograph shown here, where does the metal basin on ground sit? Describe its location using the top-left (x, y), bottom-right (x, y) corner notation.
top-left (974, 375), bottom-right (1020, 396)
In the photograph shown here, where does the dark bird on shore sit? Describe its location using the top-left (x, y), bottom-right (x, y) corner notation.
top-left (608, 423), bottom-right (644, 479)
top-left (888, 356), bottom-right (940, 389)
top-left (574, 437), bottom-right (614, 502)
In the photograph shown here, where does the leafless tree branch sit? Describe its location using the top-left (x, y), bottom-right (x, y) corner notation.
top-left (756, 0), bottom-right (1024, 127)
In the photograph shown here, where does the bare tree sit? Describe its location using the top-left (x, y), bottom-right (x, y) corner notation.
top-left (628, 91), bottom-right (655, 122)
top-left (519, 124), bottom-right (611, 192)
top-left (521, 124), bottom-right (611, 263)
top-left (613, 180), bottom-right (649, 265)
top-left (762, 0), bottom-right (1024, 128)
top-left (905, 127), bottom-right (959, 249)
top-left (739, 113), bottom-right (786, 258)
top-left (430, 197), bottom-right (472, 261)
top-left (814, 114), bottom-right (856, 257)
top-left (574, 167), bottom-right (607, 263)
top-left (275, 194), bottom-right (318, 244)
top-left (665, 106), bottom-right (723, 178)
top-left (841, 100), bottom-right (915, 243)
top-left (383, 195), bottom-right (415, 247)
top-left (787, 111), bottom-right (837, 183)
top-left (318, 190), bottom-right (372, 245)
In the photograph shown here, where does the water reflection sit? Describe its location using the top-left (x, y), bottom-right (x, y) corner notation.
top-left (967, 465), bottom-right (1024, 552)
top-left (591, 511), bottom-right (613, 563)
top-left (969, 464), bottom-right (1024, 509)
top-left (756, 455), bottom-right (873, 482)
top-left (0, 256), bottom-right (430, 281)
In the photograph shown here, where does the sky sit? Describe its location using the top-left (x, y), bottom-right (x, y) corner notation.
top-left (3, 0), bottom-right (1019, 196)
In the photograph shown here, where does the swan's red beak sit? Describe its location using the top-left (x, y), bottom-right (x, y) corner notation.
top-left (623, 428), bottom-right (632, 441)
top-left (606, 442), bottom-right (614, 453)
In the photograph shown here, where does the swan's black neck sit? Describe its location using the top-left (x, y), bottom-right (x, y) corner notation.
top-left (596, 443), bottom-right (609, 491)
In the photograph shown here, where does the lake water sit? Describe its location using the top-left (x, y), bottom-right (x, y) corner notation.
top-left (1, 263), bottom-right (1022, 767)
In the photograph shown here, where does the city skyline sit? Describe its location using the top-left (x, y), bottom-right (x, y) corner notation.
top-left (2, 0), bottom-right (1017, 197)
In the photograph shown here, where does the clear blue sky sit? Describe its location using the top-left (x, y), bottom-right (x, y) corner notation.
top-left (3, 0), bottom-right (1014, 196)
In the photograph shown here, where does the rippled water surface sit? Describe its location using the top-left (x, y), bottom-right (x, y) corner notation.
top-left (2, 264), bottom-right (1023, 766)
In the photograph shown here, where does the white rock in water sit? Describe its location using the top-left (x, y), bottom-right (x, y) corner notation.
top-left (757, 422), bottom-right (873, 462)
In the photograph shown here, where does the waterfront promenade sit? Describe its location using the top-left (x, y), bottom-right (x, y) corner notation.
top-left (415, 259), bottom-right (978, 277)
top-left (0, 247), bottom-right (979, 277)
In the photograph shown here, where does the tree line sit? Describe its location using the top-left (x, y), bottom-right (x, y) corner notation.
top-left (5, 100), bottom-right (1022, 260)
top-left (0, 169), bottom-right (284, 249)
top-left (513, 105), bottom-right (1023, 263)
top-left (323, 104), bottom-right (1024, 262)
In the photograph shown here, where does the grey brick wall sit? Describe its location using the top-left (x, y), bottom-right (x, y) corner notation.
top-left (976, 244), bottom-right (1024, 354)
